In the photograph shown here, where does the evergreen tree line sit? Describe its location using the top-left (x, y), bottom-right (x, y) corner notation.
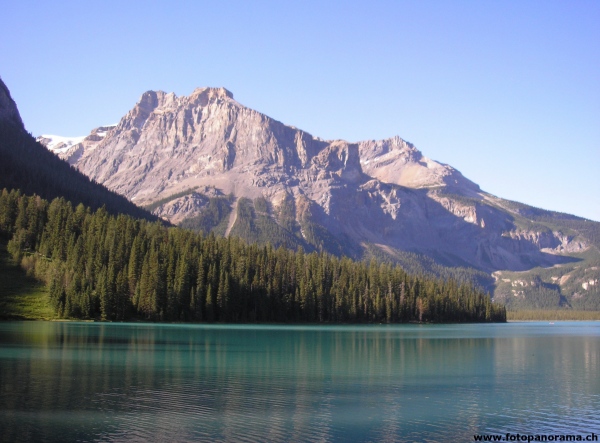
top-left (0, 189), bottom-right (506, 323)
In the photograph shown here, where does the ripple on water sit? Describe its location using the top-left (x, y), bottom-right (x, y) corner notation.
top-left (1, 322), bottom-right (599, 443)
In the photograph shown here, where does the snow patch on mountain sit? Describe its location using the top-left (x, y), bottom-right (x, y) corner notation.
top-left (37, 125), bottom-right (117, 163)
top-left (39, 134), bottom-right (86, 153)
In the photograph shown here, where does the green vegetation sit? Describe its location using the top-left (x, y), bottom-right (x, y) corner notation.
top-left (0, 243), bottom-right (54, 320)
top-left (362, 243), bottom-right (495, 292)
top-left (229, 197), bottom-right (304, 251)
top-left (507, 310), bottom-right (600, 321)
top-left (494, 254), bottom-right (600, 311)
top-left (296, 196), bottom-right (348, 256)
top-left (472, 194), bottom-right (600, 311)
top-left (0, 121), bottom-right (157, 222)
top-left (495, 197), bottom-right (600, 248)
top-left (274, 192), bottom-right (297, 233)
top-left (142, 187), bottom-right (199, 212)
top-left (0, 188), bottom-right (506, 323)
top-left (437, 189), bottom-right (483, 207)
top-left (179, 195), bottom-right (232, 235)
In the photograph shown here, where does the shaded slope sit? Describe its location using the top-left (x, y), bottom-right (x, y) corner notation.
top-left (0, 77), bottom-right (157, 221)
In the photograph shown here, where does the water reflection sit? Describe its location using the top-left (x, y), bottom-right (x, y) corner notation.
top-left (0, 322), bottom-right (598, 442)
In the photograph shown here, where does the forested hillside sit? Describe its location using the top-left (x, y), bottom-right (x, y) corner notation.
top-left (179, 193), bottom-right (495, 291)
top-left (0, 189), bottom-right (506, 323)
top-left (0, 121), bottom-right (157, 222)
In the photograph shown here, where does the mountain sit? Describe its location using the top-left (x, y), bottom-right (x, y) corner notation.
top-left (39, 86), bottom-right (600, 309)
top-left (0, 77), bottom-right (157, 222)
top-left (38, 125), bottom-right (116, 165)
top-left (0, 79), bottom-right (24, 129)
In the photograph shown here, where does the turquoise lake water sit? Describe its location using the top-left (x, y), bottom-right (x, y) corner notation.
top-left (0, 321), bottom-right (598, 442)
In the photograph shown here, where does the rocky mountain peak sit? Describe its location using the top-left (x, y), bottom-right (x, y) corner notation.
top-left (358, 135), bottom-right (479, 192)
top-left (117, 90), bottom-right (163, 133)
top-left (138, 90), bottom-right (162, 110)
top-left (0, 77), bottom-right (24, 130)
top-left (39, 85), bottom-right (600, 281)
top-left (43, 86), bottom-right (485, 207)
top-left (190, 86), bottom-right (233, 101)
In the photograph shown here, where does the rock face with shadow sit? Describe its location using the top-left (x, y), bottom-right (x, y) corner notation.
top-left (0, 78), bottom-right (158, 222)
top-left (38, 86), bottom-right (599, 294)
top-left (0, 77), bottom-right (24, 129)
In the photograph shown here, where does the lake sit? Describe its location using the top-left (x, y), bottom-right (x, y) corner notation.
top-left (0, 321), bottom-right (598, 442)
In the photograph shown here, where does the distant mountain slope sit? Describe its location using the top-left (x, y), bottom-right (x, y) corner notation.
top-left (39, 86), bottom-right (600, 309)
top-left (37, 125), bottom-right (116, 165)
top-left (0, 77), bottom-right (157, 222)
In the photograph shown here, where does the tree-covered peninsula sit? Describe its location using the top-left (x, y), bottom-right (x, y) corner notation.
top-left (0, 189), bottom-right (506, 323)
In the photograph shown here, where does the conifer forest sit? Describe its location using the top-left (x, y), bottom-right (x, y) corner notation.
top-left (0, 189), bottom-right (506, 323)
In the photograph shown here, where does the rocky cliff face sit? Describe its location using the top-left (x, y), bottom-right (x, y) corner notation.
top-left (0, 77), bottom-right (24, 129)
top-left (358, 136), bottom-right (479, 192)
top-left (67, 87), bottom-right (329, 204)
top-left (41, 86), bottom-right (599, 280)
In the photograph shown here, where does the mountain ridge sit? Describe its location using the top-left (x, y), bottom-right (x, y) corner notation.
top-left (0, 76), bottom-right (158, 222)
top-left (34, 85), bottom-right (600, 309)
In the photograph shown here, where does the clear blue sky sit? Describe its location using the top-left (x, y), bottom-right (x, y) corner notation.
top-left (2, 0), bottom-right (599, 221)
